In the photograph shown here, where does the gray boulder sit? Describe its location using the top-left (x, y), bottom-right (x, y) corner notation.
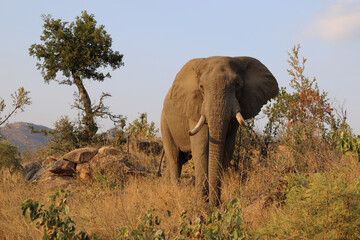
top-left (23, 160), bottom-right (43, 181)
top-left (49, 159), bottom-right (76, 176)
top-left (61, 147), bottom-right (98, 163)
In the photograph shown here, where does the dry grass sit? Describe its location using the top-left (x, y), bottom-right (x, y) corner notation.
top-left (1, 143), bottom-right (358, 239)
top-left (0, 153), bottom-right (200, 239)
top-left (68, 176), bottom-right (200, 238)
top-left (0, 171), bottom-right (52, 239)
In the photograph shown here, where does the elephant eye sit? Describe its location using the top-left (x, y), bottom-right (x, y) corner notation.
top-left (199, 84), bottom-right (204, 89)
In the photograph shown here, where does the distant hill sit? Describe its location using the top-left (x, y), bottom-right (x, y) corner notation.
top-left (0, 122), bottom-right (51, 153)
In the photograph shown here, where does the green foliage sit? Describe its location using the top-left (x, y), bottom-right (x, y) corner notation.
top-left (29, 11), bottom-right (124, 142)
top-left (29, 11), bottom-right (123, 84)
top-left (0, 87), bottom-right (31, 126)
top-left (21, 189), bottom-right (97, 240)
top-left (0, 140), bottom-right (22, 174)
top-left (179, 199), bottom-right (245, 239)
top-left (126, 113), bottom-right (158, 140)
top-left (331, 131), bottom-right (360, 160)
top-left (259, 171), bottom-right (360, 239)
top-left (116, 199), bottom-right (244, 239)
top-left (116, 209), bottom-right (165, 240)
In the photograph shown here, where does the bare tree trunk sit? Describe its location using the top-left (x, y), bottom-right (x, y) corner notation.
top-left (73, 76), bottom-right (98, 141)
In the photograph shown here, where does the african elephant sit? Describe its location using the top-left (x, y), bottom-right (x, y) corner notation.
top-left (161, 56), bottom-right (278, 206)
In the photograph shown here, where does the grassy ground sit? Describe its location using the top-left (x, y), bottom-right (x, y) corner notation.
top-left (1, 144), bottom-right (358, 239)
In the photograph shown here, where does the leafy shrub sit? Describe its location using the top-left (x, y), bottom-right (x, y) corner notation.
top-left (259, 170), bottom-right (360, 239)
top-left (31, 116), bottom-right (82, 155)
top-left (259, 45), bottom-right (346, 173)
top-left (116, 199), bottom-right (245, 239)
top-left (126, 113), bottom-right (158, 141)
top-left (116, 209), bottom-right (165, 240)
top-left (0, 140), bottom-right (22, 174)
top-left (263, 45), bottom-right (337, 142)
top-left (21, 188), bottom-right (97, 240)
top-left (179, 199), bottom-right (245, 239)
top-left (331, 130), bottom-right (360, 160)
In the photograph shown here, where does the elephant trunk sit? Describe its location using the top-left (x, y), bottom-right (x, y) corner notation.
top-left (207, 100), bottom-right (231, 206)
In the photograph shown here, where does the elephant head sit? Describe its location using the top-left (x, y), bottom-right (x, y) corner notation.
top-left (166, 56), bottom-right (278, 205)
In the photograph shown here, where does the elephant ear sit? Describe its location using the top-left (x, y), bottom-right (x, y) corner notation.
top-left (235, 57), bottom-right (279, 120)
top-left (168, 58), bottom-right (206, 121)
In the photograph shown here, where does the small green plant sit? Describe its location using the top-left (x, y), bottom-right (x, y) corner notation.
top-left (116, 209), bottom-right (165, 240)
top-left (21, 188), bottom-right (97, 240)
top-left (179, 199), bottom-right (245, 239)
top-left (331, 130), bottom-right (360, 160)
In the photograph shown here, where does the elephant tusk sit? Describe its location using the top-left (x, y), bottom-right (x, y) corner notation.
top-left (236, 112), bottom-right (246, 127)
top-left (189, 115), bottom-right (206, 136)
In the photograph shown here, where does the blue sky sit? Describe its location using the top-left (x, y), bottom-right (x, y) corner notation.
top-left (1, 0), bottom-right (360, 133)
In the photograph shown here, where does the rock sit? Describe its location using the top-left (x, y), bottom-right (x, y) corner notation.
top-left (23, 160), bottom-right (43, 181)
top-left (24, 168), bottom-right (53, 182)
top-left (76, 163), bottom-right (92, 183)
top-left (98, 146), bottom-right (123, 156)
top-left (30, 168), bottom-right (45, 181)
top-left (40, 175), bottom-right (74, 189)
top-left (47, 177), bottom-right (74, 188)
top-left (49, 159), bottom-right (76, 176)
top-left (115, 160), bottom-right (151, 176)
top-left (24, 168), bottom-right (39, 181)
top-left (62, 147), bottom-right (98, 163)
top-left (43, 156), bottom-right (58, 166)
top-left (129, 140), bottom-right (162, 155)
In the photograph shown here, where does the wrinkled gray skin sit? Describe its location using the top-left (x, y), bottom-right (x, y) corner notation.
top-left (161, 56), bottom-right (279, 206)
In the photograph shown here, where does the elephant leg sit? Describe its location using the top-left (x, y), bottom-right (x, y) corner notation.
top-left (190, 120), bottom-right (209, 203)
top-left (161, 121), bottom-right (182, 183)
top-left (223, 121), bottom-right (239, 170)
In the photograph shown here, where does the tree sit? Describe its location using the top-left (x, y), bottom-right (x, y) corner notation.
top-left (29, 11), bottom-right (124, 142)
top-left (126, 113), bottom-right (158, 140)
top-left (263, 44), bottom-right (338, 143)
top-left (0, 87), bottom-right (31, 127)
top-left (0, 140), bottom-right (22, 174)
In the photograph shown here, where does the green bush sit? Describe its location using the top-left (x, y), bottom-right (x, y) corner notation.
top-left (331, 130), bottom-right (360, 161)
top-left (116, 199), bottom-right (245, 239)
top-left (259, 170), bottom-right (360, 239)
top-left (31, 116), bottom-right (82, 155)
top-left (179, 199), bottom-right (245, 239)
top-left (116, 209), bottom-right (165, 240)
top-left (21, 188), bottom-right (97, 240)
top-left (0, 140), bottom-right (22, 174)
top-left (126, 113), bottom-right (158, 141)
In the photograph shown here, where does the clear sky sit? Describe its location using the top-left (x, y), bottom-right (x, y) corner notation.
top-left (1, 0), bottom-right (360, 134)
